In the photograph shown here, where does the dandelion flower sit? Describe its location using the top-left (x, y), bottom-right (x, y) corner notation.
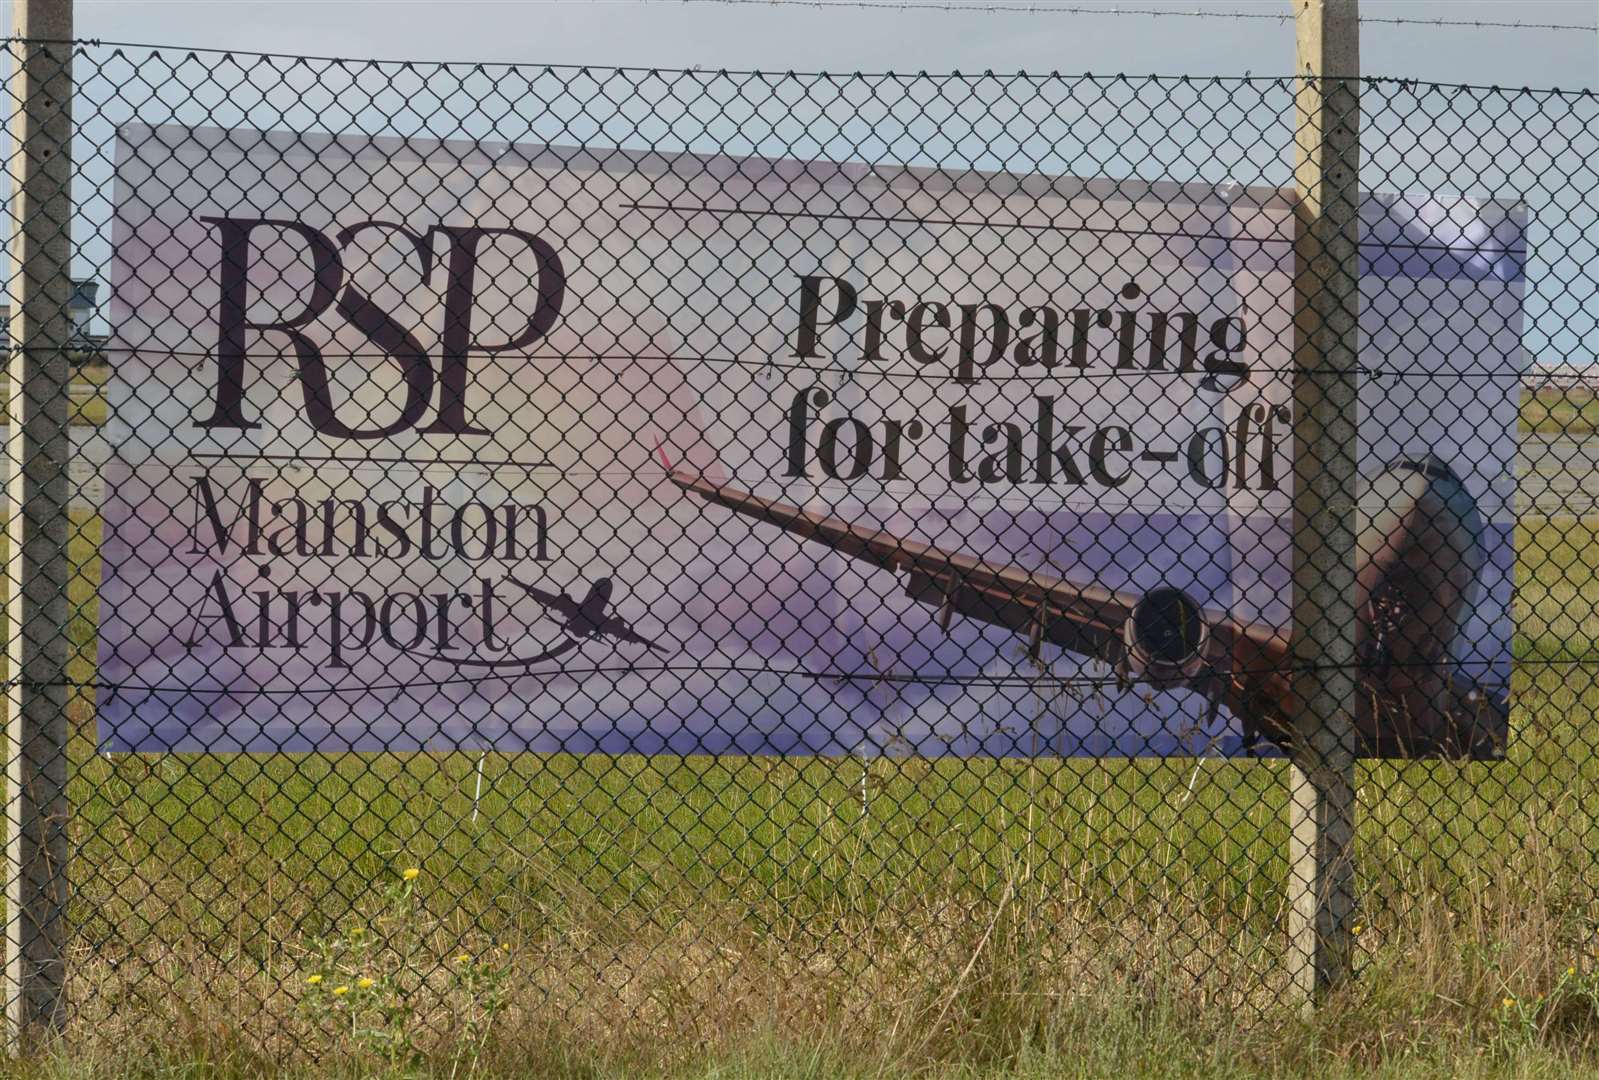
top-left (357, 977), bottom-right (375, 990)
top-left (1502, 997), bottom-right (1515, 1008)
top-left (1570, 967), bottom-right (1578, 977)
top-left (501, 943), bottom-right (511, 953)
top-left (455, 953), bottom-right (471, 964)
top-left (306, 974), bottom-right (323, 986)
top-left (349, 927), bottom-right (365, 938)
top-left (1351, 924), bottom-right (1362, 935)
top-left (332, 985), bottom-right (350, 997)
top-left (403, 867), bottom-right (421, 881)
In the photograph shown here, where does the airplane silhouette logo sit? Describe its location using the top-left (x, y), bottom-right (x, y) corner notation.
top-left (506, 576), bottom-right (667, 653)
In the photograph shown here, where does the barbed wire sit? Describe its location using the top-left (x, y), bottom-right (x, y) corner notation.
top-left (11, 37), bottom-right (1597, 88)
top-left (661, 0), bottom-right (1599, 32)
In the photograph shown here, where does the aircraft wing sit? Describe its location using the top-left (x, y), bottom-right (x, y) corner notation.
top-left (506, 577), bottom-right (582, 619)
top-left (600, 618), bottom-right (668, 653)
top-left (668, 469), bottom-right (1293, 741)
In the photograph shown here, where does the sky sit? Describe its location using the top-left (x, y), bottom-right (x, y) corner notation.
top-left (8, 0), bottom-right (1594, 359)
top-left (47, 0), bottom-right (1599, 89)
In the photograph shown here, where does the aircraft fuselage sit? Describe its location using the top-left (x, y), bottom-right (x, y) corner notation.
top-left (564, 578), bottom-right (615, 636)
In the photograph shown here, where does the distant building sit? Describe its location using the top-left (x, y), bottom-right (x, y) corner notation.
top-left (1526, 359), bottom-right (1599, 391)
top-left (0, 279), bottom-right (107, 358)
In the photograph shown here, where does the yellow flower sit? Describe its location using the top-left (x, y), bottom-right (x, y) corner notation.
top-left (349, 927), bottom-right (365, 938)
top-left (332, 985), bottom-right (350, 997)
top-left (1569, 967), bottom-right (1578, 977)
top-left (1351, 924), bottom-right (1362, 935)
top-left (402, 867), bottom-right (421, 881)
top-left (357, 977), bottom-right (375, 990)
top-left (306, 974), bottom-right (323, 986)
top-left (455, 953), bottom-right (471, 964)
top-left (501, 943), bottom-right (511, 953)
top-left (1502, 997), bottom-right (1515, 1008)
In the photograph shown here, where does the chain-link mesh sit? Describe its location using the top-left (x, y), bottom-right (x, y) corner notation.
top-left (1, 38), bottom-right (1596, 1056)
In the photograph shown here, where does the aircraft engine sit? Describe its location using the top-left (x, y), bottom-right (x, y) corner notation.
top-left (1122, 586), bottom-right (1210, 687)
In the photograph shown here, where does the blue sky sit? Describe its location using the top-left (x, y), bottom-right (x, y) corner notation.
top-left (13, 1), bottom-right (1596, 363)
top-left (54, 1), bottom-right (1599, 88)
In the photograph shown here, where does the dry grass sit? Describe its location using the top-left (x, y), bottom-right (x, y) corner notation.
top-left (6, 729), bottom-right (1599, 1079)
top-left (4, 881), bottom-right (1597, 1077)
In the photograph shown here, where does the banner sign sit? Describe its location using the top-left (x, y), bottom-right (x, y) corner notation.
top-left (99, 123), bottom-right (1523, 756)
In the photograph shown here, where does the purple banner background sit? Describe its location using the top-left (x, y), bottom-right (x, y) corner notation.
top-left (95, 124), bottom-right (1522, 756)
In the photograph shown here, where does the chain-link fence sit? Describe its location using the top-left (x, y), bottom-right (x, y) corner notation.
top-left (2, 36), bottom-right (1597, 1058)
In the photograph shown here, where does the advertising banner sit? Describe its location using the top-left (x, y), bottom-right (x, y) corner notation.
top-left (98, 123), bottom-right (1523, 756)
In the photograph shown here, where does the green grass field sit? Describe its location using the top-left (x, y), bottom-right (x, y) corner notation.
top-left (1522, 385), bottom-right (1599, 437)
top-left (4, 394), bottom-right (1599, 1076)
top-left (0, 364), bottom-right (111, 428)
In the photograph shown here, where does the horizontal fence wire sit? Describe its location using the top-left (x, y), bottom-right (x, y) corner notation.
top-left (0, 37), bottom-right (1596, 1060)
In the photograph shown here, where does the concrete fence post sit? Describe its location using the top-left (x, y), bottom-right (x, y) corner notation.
top-left (1288, 0), bottom-right (1362, 1005)
top-left (5, 0), bottom-right (76, 1048)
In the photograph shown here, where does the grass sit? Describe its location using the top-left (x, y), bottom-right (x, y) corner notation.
top-left (12, 717), bottom-right (1599, 1077)
top-left (0, 388), bottom-right (1595, 1075)
top-left (0, 364), bottom-right (110, 428)
top-left (1516, 516), bottom-right (1599, 660)
top-left (1521, 386), bottom-right (1599, 437)
top-left (0, 509), bottom-right (1587, 1075)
